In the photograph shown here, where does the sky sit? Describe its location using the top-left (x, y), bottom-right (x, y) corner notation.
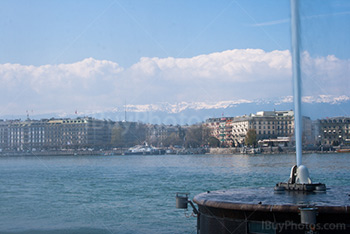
top-left (0, 0), bottom-right (349, 118)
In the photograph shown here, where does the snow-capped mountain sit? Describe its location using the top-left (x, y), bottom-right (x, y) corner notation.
top-left (2, 95), bottom-right (349, 125)
top-left (87, 95), bottom-right (350, 124)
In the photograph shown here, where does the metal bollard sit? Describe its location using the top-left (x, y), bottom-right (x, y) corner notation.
top-left (176, 192), bottom-right (189, 209)
top-left (299, 207), bottom-right (318, 224)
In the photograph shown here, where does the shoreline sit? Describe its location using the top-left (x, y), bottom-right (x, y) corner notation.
top-left (0, 148), bottom-right (344, 157)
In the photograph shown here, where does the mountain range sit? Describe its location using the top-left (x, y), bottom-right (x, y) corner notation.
top-left (4, 95), bottom-right (348, 125)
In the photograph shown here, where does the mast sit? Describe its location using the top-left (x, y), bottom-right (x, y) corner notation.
top-left (291, 0), bottom-right (302, 167)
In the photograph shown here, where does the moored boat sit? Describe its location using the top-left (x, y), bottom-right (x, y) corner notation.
top-left (336, 148), bottom-right (350, 153)
top-left (124, 142), bottom-right (164, 155)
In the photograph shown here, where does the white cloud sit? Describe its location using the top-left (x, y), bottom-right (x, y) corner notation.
top-left (0, 58), bottom-right (123, 115)
top-left (251, 11), bottom-right (350, 27)
top-left (0, 49), bottom-right (348, 117)
top-left (0, 57), bottom-right (123, 91)
top-left (301, 52), bottom-right (350, 96)
top-left (251, 18), bottom-right (289, 27)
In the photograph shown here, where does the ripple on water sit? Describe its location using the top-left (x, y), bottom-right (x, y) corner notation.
top-left (0, 153), bottom-right (349, 233)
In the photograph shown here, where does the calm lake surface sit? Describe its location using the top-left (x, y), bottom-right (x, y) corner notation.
top-left (0, 153), bottom-right (349, 233)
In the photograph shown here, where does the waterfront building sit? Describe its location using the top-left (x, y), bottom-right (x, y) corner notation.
top-left (204, 117), bottom-right (221, 140)
top-left (204, 117), bottom-right (234, 146)
top-left (146, 124), bottom-right (184, 147)
top-left (0, 120), bottom-right (8, 150)
top-left (229, 110), bottom-right (295, 146)
top-left (219, 117), bottom-right (234, 146)
top-left (146, 124), bottom-right (168, 146)
top-left (111, 121), bottom-right (147, 147)
top-left (318, 117), bottom-right (350, 145)
top-left (205, 110), bottom-right (313, 147)
top-left (0, 117), bottom-right (114, 151)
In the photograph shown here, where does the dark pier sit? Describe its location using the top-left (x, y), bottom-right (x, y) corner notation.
top-left (193, 186), bottom-right (350, 234)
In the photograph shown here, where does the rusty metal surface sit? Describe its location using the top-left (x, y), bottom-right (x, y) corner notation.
top-left (193, 186), bottom-right (350, 214)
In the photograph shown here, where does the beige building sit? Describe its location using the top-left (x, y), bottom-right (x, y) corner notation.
top-left (0, 117), bottom-right (114, 151)
top-left (205, 110), bottom-right (313, 147)
top-left (231, 111), bottom-right (294, 145)
top-left (205, 118), bottom-right (221, 139)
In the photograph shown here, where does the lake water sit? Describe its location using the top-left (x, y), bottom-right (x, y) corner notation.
top-left (0, 153), bottom-right (349, 234)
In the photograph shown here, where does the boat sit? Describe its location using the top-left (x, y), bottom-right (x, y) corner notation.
top-left (124, 142), bottom-right (164, 155)
top-left (240, 147), bottom-right (261, 154)
top-left (336, 148), bottom-right (350, 153)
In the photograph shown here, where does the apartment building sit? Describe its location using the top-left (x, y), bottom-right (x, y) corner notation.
top-left (0, 117), bottom-right (114, 151)
top-left (318, 117), bottom-right (350, 145)
top-left (205, 117), bottom-right (234, 146)
top-left (205, 110), bottom-right (313, 146)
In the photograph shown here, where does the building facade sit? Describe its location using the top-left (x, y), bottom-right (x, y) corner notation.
top-left (146, 124), bottom-right (185, 147)
top-left (231, 111), bottom-right (295, 145)
top-left (204, 117), bottom-right (234, 146)
top-left (205, 110), bottom-right (313, 147)
top-left (318, 117), bottom-right (350, 145)
top-left (0, 117), bottom-right (114, 151)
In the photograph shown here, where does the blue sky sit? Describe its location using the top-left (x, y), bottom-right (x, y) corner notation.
top-left (0, 0), bottom-right (291, 66)
top-left (0, 0), bottom-right (349, 118)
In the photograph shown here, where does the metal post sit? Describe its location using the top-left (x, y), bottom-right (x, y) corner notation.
top-left (299, 207), bottom-right (318, 224)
